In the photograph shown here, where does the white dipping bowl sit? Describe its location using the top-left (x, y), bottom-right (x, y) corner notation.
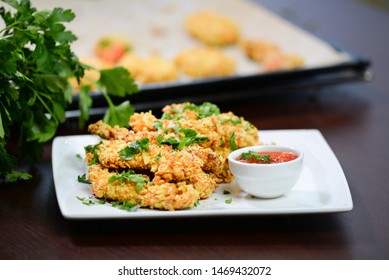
top-left (228, 145), bottom-right (304, 198)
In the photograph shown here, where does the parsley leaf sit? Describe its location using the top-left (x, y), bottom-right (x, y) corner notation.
top-left (99, 67), bottom-right (138, 97)
top-left (118, 138), bottom-right (149, 160)
top-left (84, 141), bottom-right (102, 165)
top-left (108, 170), bottom-right (149, 192)
top-left (225, 198), bottom-right (233, 204)
top-left (77, 173), bottom-right (90, 184)
top-left (229, 132), bottom-right (238, 152)
top-left (111, 200), bottom-right (139, 212)
top-left (157, 135), bottom-right (180, 149)
top-left (156, 129), bottom-right (208, 150)
top-left (0, 1), bottom-right (138, 181)
top-left (241, 151), bottom-right (271, 163)
top-left (195, 102), bottom-right (220, 119)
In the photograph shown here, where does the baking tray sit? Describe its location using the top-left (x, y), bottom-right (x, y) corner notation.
top-left (32, 0), bottom-right (371, 113)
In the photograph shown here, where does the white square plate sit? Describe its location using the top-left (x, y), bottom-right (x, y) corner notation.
top-left (52, 129), bottom-right (353, 219)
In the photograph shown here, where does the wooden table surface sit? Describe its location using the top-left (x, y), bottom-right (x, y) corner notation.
top-left (1, 0), bottom-right (389, 259)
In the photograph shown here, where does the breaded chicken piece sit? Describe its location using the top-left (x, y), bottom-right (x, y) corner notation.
top-left (84, 102), bottom-right (260, 210)
top-left (130, 111), bottom-right (184, 134)
top-left (185, 145), bottom-right (224, 175)
top-left (175, 47), bottom-right (236, 78)
top-left (88, 139), bottom-right (222, 177)
top-left (119, 53), bottom-right (178, 84)
top-left (162, 103), bottom-right (200, 120)
top-left (262, 52), bottom-right (304, 71)
top-left (241, 39), bottom-right (304, 71)
top-left (88, 120), bottom-right (224, 176)
top-left (87, 164), bottom-right (199, 210)
top-left (129, 111), bottom-right (223, 151)
top-left (89, 120), bottom-right (175, 145)
top-left (91, 139), bottom-right (170, 172)
top-left (129, 104), bottom-right (259, 184)
top-left (87, 164), bottom-right (144, 205)
top-left (88, 120), bottom-right (131, 140)
top-left (140, 181), bottom-right (200, 210)
top-left (129, 111), bottom-right (158, 132)
top-left (216, 112), bottom-right (259, 148)
top-left (241, 39), bottom-right (280, 62)
top-left (185, 10), bottom-right (239, 46)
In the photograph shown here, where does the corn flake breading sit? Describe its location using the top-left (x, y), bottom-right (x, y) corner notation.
top-left (175, 47), bottom-right (236, 78)
top-left (84, 102), bottom-right (259, 211)
top-left (185, 11), bottom-right (240, 46)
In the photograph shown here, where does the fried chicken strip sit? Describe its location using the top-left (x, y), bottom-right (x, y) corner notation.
top-left (87, 164), bottom-right (200, 210)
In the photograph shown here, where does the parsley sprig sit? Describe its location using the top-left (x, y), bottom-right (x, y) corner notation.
top-left (0, 0), bottom-right (138, 181)
top-left (77, 173), bottom-right (90, 184)
top-left (76, 196), bottom-right (139, 212)
top-left (118, 138), bottom-right (149, 160)
top-left (108, 170), bottom-right (148, 192)
top-left (156, 128), bottom-right (208, 150)
top-left (241, 151), bottom-right (271, 163)
top-left (161, 102), bottom-right (220, 120)
top-left (229, 132), bottom-right (239, 152)
top-left (84, 141), bottom-right (102, 165)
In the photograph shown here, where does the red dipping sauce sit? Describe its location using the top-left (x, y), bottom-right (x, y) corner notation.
top-left (237, 151), bottom-right (299, 164)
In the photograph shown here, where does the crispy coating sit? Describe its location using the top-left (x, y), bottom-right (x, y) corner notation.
top-left (87, 164), bottom-right (199, 210)
top-left (93, 139), bottom-right (170, 172)
top-left (129, 104), bottom-right (259, 182)
top-left (262, 52), bottom-right (304, 71)
top-left (85, 102), bottom-right (260, 210)
top-left (185, 145), bottom-right (224, 175)
top-left (241, 39), bottom-right (304, 71)
top-left (119, 53), bottom-right (178, 84)
top-left (88, 164), bottom-right (144, 205)
top-left (162, 103), bottom-right (199, 120)
top-left (241, 39), bottom-right (280, 62)
top-left (129, 111), bottom-right (158, 132)
top-left (185, 11), bottom-right (239, 46)
top-left (175, 47), bottom-right (236, 78)
top-left (88, 120), bottom-right (174, 146)
top-left (140, 181), bottom-right (200, 210)
top-left (216, 112), bottom-right (259, 148)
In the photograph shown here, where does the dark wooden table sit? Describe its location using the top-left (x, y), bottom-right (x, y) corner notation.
top-left (1, 0), bottom-right (388, 259)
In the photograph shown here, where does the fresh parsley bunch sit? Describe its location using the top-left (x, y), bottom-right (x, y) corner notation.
top-left (0, 0), bottom-right (138, 182)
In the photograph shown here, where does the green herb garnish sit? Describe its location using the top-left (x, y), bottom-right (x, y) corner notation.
top-left (157, 135), bottom-right (180, 149)
top-left (219, 118), bottom-right (242, 125)
top-left (152, 121), bottom-right (163, 131)
top-left (84, 141), bottom-right (102, 165)
top-left (178, 128), bottom-right (208, 149)
top-left (192, 102), bottom-right (220, 119)
top-left (118, 138), bottom-right (149, 160)
top-left (111, 200), bottom-right (139, 212)
top-left (77, 196), bottom-right (97, 206)
top-left (225, 198), bottom-right (232, 204)
top-left (241, 151), bottom-right (271, 163)
top-left (77, 174), bottom-right (90, 184)
top-left (161, 102), bottom-right (220, 120)
top-left (229, 132), bottom-right (238, 152)
top-left (156, 129), bottom-right (208, 150)
top-left (0, 0), bottom-right (138, 182)
top-left (108, 170), bottom-right (148, 192)
top-left (223, 190), bottom-right (231, 195)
